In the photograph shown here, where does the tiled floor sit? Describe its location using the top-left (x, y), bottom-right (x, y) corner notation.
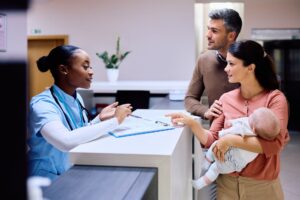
top-left (280, 130), bottom-right (300, 200)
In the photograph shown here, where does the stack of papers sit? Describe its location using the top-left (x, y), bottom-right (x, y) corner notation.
top-left (109, 115), bottom-right (175, 138)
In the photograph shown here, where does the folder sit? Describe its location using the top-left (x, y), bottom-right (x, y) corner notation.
top-left (108, 115), bottom-right (175, 138)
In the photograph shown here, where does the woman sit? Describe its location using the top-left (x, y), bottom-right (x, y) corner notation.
top-left (27, 45), bottom-right (132, 180)
top-left (167, 40), bottom-right (289, 199)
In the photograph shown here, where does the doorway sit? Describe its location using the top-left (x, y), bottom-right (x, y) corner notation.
top-left (27, 35), bottom-right (68, 99)
top-left (264, 40), bottom-right (300, 131)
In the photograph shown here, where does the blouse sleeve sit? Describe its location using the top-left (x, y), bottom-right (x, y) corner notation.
top-left (204, 113), bottom-right (225, 148)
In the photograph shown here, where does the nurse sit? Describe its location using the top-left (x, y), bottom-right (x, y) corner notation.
top-left (27, 45), bottom-right (132, 180)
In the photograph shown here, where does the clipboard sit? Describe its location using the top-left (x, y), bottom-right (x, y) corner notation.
top-left (108, 115), bottom-right (175, 138)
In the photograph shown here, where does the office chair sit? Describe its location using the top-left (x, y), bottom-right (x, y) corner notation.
top-left (115, 90), bottom-right (150, 110)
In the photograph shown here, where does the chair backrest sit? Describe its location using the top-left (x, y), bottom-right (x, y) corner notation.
top-left (76, 89), bottom-right (94, 112)
top-left (116, 90), bottom-right (150, 110)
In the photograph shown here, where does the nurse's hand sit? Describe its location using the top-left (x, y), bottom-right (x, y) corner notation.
top-left (99, 102), bottom-right (119, 121)
top-left (115, 105), bottom-right (132, 124)
top-left (99, 102), bottom-right (132, 122)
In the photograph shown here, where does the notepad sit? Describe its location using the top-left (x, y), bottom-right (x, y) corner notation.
top-left (108, 115), bottom-right (175, 138)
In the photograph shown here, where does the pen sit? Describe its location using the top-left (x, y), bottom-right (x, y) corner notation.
top-left (129, 114), bottom-right (170, 126)
top-left (154, 120), bottom-right (170, 127)
top-left (129, 114), bottom-right (151, 121)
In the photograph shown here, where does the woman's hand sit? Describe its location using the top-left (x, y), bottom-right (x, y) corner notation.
top-left (166, 112), bottom-right (209, 144)
top-left (165, 112), bottom-right (195, 127)
top-left (213, 135), bottom-right (231, 162)
top-left (204, 100), bottom-right (222, 121)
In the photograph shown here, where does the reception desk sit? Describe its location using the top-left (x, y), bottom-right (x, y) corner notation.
top-left (89, 80), bottom-right (189, 94)
top-left (43, 165), bottom-right (158, 200)
top-left (70, 109), bottom-right (193, 200)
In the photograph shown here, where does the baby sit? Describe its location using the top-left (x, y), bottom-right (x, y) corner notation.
top-left (192, 107), bottom-right (281, 190)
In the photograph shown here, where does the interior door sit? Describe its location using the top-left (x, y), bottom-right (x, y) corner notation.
top-left (28, 35), bottom-right (68, 100)
top-left (264, 40), bottom-right (300, 131)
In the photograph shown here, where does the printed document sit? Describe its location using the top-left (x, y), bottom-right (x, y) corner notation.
top-left (109, 115), bottom-right (175, 138)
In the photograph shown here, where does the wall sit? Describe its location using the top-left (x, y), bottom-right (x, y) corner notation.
top-left (27, 0), bottom-right (300, 82)
top-left (27, 0), bottom-right (195, 82)
top-left (243, 0), bottom-right (300, 39)
top-left (0, 10), bottom-right (27, 60)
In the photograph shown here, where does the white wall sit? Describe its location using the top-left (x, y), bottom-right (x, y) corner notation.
top-left (27, 0), bottom-right (300, 82)
top-left (27, 0), bottom-right (195, 81)
top-left (0, 10), bottom-right (27, 60)
top-left (243, 0), bottom-right (300, 38)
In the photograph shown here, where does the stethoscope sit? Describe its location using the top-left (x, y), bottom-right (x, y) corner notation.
top-left (50, 86), bottom-right (91, 130)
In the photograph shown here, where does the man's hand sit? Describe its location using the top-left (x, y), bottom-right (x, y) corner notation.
top-left (204, 100), bottom-right (222, 120)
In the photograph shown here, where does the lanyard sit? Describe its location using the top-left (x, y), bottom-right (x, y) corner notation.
top-left (50, 86), bottom-right (89, 130)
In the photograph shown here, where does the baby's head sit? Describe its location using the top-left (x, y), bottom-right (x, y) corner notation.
top-left (248, 107), bottom-right (280, 140)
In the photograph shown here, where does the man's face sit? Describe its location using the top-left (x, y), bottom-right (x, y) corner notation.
top-left (206, 19), bottom-right (231, 51)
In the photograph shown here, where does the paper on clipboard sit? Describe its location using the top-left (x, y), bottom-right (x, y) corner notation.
top-left (108, 115), bottom-right (175, 138)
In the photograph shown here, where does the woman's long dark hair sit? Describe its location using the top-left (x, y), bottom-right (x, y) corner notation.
top-left (228, 40), bottom-right (279, 90)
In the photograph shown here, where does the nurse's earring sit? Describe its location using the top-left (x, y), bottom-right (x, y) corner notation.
top-left (59, 64), bottom-right (68, 76)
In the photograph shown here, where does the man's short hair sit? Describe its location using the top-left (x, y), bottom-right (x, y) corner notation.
top-left (209, 8), bottom-right (242, 37)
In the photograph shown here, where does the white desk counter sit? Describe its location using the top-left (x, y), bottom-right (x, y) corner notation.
top-left (70, 109), bottom-right (193, 200)
top-left (89, 80), bottom-right (189, 94)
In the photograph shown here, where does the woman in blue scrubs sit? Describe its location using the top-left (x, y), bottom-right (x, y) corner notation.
top-left (27, 45), bottom-right (132, 180)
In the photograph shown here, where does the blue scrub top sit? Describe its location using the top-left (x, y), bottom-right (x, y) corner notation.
top-left (27, 85), bottom-right (87, 180)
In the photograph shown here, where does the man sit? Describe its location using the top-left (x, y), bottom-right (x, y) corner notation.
top-left (185, 8), bottom-right (242, 121)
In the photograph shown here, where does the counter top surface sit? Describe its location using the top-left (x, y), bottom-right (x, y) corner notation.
top-left (79, 80), bottom-right (189, 94)
top-left (70, 109), bottom-right (185, 156)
